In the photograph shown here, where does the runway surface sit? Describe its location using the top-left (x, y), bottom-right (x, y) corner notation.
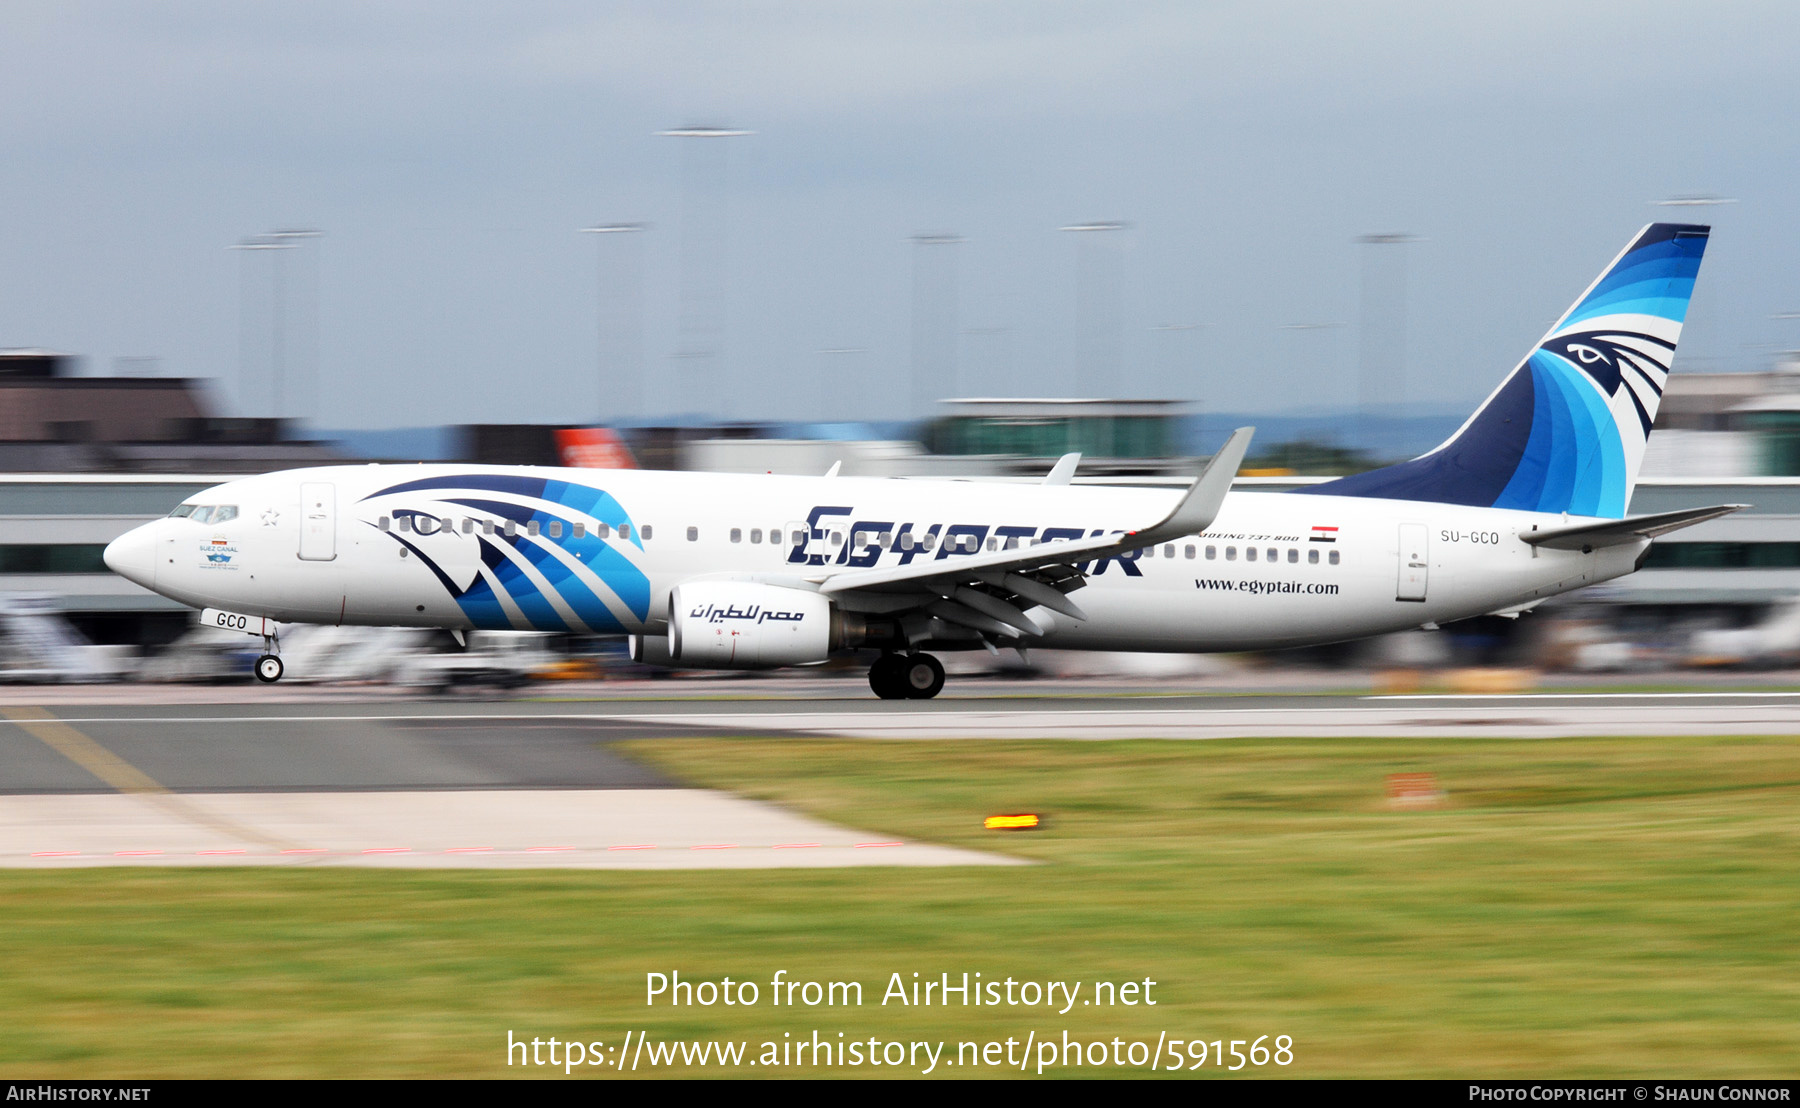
top-left (0, 703), bottom-right (1015, 870)
top-left (2, 681), bottom-right (1795, 868)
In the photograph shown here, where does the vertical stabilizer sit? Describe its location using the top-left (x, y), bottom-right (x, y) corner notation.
top-left (1306, 223), bottom-right (1710, 518)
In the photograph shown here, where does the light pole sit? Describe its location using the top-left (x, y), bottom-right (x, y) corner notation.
top-left (659, 126), bottom-right (752, 421)
top-left (910, 232), bottom-right (963, 417)
top-left (1773, 313), bottom-right (1800, 372)
top-left (230, 230), bottom-right (319, 425)
top-left (581, 222), bottom-right (648, 422)
top-left (1281, 322), bottom-right (1348, 451)
top-left (1355, 232), bottom-right (1420, 458)
top-left (815, 347), bottom-right (868, 423)
top-left (1655, 196), bottom-right (1736, 371)
top-left (1654, 195), bottom-right (1739, 208)
top-left (961, 326), bottom-right (1012, 398)
top-left (1061, 221), bottom-right (1129, 397)
top-left (1150, 322), bottom-right (1203, 402)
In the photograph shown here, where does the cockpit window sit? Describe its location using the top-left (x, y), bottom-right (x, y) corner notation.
top-left (169, 504), bottom-right (238, 524)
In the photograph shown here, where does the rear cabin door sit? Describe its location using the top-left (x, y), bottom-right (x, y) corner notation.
top-left (1397, 522), bottom-right (1428, 602)
top-left (299, 482), bottom-right (337, 561)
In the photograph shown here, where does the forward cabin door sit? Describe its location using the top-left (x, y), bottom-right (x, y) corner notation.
top-left (299, 482), bottom-right (337, 561)
top-left (1397, 522), bottom-right (1428, 602)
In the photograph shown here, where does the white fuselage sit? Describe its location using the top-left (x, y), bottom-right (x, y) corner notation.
top-left (106, 464), bottom-right (1644, 653)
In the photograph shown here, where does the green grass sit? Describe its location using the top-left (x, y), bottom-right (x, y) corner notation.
top-left (3, 735), bottom-right (1799, 1077)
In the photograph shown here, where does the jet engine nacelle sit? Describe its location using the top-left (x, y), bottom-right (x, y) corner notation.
top-left (665, 581), bottom-right (833, 669)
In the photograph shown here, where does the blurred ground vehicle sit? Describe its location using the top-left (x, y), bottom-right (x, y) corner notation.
top-left (390, 631), bottom-right (560, 693)
top-left (0, 593), bottom-right (132, 683)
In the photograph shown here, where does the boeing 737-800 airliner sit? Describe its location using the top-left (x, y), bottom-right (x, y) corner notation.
top-left (103, 222), bottom-right (1738, 698)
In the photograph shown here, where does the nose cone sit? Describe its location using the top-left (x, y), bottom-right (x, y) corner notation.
top-left (103, 522), bottom-right (158, 590)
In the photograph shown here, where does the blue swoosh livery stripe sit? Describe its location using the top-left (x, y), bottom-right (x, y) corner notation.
top-left (364, 473), bottom-right (649, 631)
top-left (1301, 223), bottom-right (1706, 519)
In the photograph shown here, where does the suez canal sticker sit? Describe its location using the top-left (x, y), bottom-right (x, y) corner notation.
top-left (199, 535), bottom-right (239, 568)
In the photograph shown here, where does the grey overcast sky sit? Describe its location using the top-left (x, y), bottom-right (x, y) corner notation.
top-left (2, 1), bottom-right (1797, 429)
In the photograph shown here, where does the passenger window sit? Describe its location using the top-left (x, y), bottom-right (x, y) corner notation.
top-left (1329, 550), bottom-right (1340, 565)
top-left (641, 525), bottom-right (653, 540)
top-left (1287, 549), bottom-right (1297, 563)
top-left (730, 528), bottom-right (742, 543)
top-left (1308, 548), bottom-right (1319, 564)
top-left (687, 526), bottom-right (698, 542)
top-left (1005, 536), bottom-right (1019, 550)
top-left (503, 521), bottom-right (517, 538)
top-left (573, 522), bottom-right (585, 539)
top-left (548, 521), bottom-right (562, 538)
top-left (1205, 545), bottom-right (1215, 560)
top-left (1246, 547), bottom-right (1257, 562)
top-left (1165, 544), bottom-right (1176, 559)
top-left (378, 516), bottom-right (390, 531)
top-left (595, 522), bottom-right (611, 539)
top-left (1267, 548), bottom-right (1278, 562)
top-left (398, 516), bottom-right (413, 533)
top-left (1139, 546), bottom-right (1151, 560)
top-left (899, 533), bottom-right (915, 551)
top-left (528, 521), bottom-right (540, 537)
top-left (482, 520), bottom-right (494, 535)
top-left (1185, 545), bottom-right (1196, 559)
top-left (1225, 546), bottom-right (1236, 561)
top-left (922, 533), bottom-right (936, 551)
top-left (619, 524), bottom-right (630, 540)
top-left (750, 528), bottom-right (763, 544)
top-left (462, 518), bottom-right (475, 534)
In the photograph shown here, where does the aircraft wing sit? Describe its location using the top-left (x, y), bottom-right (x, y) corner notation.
top-left (1520, 504), bottom-right (1748, 551)
top-left (807, 428), bottom-right (1254, 638)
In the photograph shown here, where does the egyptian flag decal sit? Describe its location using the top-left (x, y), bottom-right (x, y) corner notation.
top-left (1309, 525), bottom-right (1338, 543)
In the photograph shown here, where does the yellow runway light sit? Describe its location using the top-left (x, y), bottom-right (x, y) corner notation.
top-left (983, 813), bottom-right (1041, 831)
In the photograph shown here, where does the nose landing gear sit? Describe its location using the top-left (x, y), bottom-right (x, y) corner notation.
top-left (253, 626), bottom-right (284, 684)
top-left (869, 652), bottom-right (944, 700)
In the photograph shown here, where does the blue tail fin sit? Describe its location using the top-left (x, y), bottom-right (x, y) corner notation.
top-left (1303, 222), bottom-right (1710, 518)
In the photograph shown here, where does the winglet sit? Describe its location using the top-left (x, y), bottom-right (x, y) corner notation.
top-left (1130, 427), bottom-right (1254, 544)
top-left (823, 460), bottom-right (842, 478)
top-left (1043, 453), bottom-right (1081, 486)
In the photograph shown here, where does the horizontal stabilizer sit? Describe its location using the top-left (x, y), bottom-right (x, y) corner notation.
top-left (1521, 504), bottom-right (1747, 550)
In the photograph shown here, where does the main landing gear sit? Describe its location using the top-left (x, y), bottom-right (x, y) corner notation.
top-left (253, 626), bottom-right (283, 684)
top-left (869, 652), bottom-right (944, 700)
